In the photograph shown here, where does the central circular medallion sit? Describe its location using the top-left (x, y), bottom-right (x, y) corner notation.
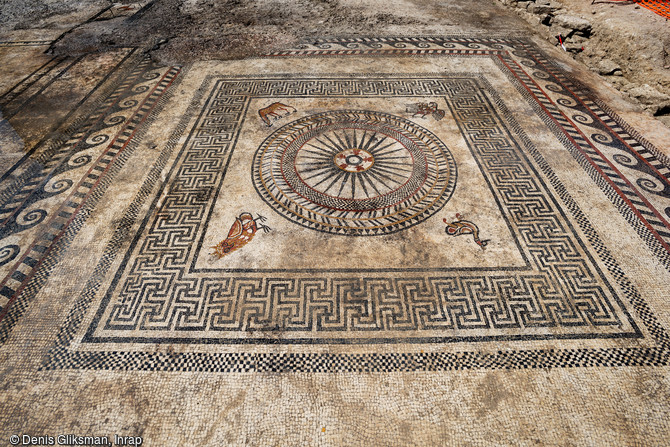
top-left (252, 110), bottom-right (457, 235)
top-left (334, 148), bottom-right (375, 173)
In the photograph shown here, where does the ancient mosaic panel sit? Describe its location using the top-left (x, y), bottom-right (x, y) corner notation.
top-left (0, 37), bottom-right (666, 372)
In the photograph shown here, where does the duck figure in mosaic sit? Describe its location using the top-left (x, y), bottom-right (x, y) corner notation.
top-left (211, 213), bottom-right (271, 259)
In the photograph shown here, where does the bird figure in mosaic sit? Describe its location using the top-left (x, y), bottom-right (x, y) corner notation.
top-left (406, 101), bottom-right (446, 121)
top-left (443, 214), bottom-right (489, 249)
top-left (211, 213), bottom-right (271, 259)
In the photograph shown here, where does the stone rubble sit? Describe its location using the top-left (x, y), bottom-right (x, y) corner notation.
top-left (495, 0), bottom-right (670, 127)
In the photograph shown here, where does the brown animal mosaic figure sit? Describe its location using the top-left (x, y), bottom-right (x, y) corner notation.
top-left (211, 213), bottom-right (271, 259)
top-left (406, 101), bottom-right (446, 121)
top-left (258, 102), bottom-right (296, 127)
top-left (443, 214), bottom-right (489, 249)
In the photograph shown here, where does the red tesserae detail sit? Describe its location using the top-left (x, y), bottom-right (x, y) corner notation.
top-left (443, 213), bottom-right (489, 249)
top-left (406, 101), bottom-right (446, 121)
top-left (211, 213), bottom-right (271, 259)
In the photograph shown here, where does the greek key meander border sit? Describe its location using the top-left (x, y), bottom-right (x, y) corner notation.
top-left (79, 74), bottom-right (639, 344)
top-left (42, 39), bottom-right (670, 372)
top-left (267, 36), bottom-right (670, 270)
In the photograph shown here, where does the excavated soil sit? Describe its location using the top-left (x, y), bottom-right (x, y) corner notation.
top-left (4, 0), bottom-right (668, 127)
top-left (497, 0), bottom-right (670, 126)
top-left (2, 0), bottom-right (539, 64)
top-left (47, 0), bottom-right (431, 63)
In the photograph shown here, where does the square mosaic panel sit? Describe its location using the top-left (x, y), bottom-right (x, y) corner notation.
top-left (82, 75), bottom-right (638, 346)
top-left (1, 37), bottom-right (667, 372)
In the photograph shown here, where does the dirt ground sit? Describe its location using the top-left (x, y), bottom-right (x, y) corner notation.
top-left (570, 0), bottom-right (670, 123)
top-left (2, 0), bottom-right (535, 62)
top-left (498, 0), bottom-right (670, 126)
top-left (2, 0), bottom-right (668, 126)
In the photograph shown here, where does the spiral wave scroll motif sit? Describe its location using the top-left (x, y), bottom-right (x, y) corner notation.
top-left (252, 110), bottom-right (457, 235)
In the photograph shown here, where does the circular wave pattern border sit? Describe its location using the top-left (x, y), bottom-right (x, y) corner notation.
top-left (252, 110), bottom-right (457, 236)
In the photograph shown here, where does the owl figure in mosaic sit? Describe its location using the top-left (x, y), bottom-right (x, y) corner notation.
top-left (406, 101), bottom-right (446, 121)
top-left (211, 213), bottom-right (271, 259)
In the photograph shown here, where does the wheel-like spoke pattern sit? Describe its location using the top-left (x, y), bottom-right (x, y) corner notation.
top-left (296, 128), bottom-right (413, 199)
top-left (252, 110), bottom-right (456, 235)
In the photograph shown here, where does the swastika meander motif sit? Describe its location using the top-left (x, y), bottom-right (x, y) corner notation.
top-left (67, 75), bottom-right (639, 347)
top-left (252, 110), bottom-right (457, 235)
top-left (40, 36), bottom-right (670, 372)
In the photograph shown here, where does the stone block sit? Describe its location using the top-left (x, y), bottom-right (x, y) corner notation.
top-left (627, 84), bottom-right (670, 105)
top-left (553, 14), bottom-right (592, 34)
top-left (552, 26), bottom-right (572, 38)
top-left (597, 59), bottom-right (622, 76)
top-left (528, 3), bottom-right (556, 14)
top-left (564, 41), bottom-right (584, 53)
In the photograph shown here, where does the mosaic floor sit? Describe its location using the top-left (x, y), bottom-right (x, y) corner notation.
top-left (1, 33), bottom-right (670, 445)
